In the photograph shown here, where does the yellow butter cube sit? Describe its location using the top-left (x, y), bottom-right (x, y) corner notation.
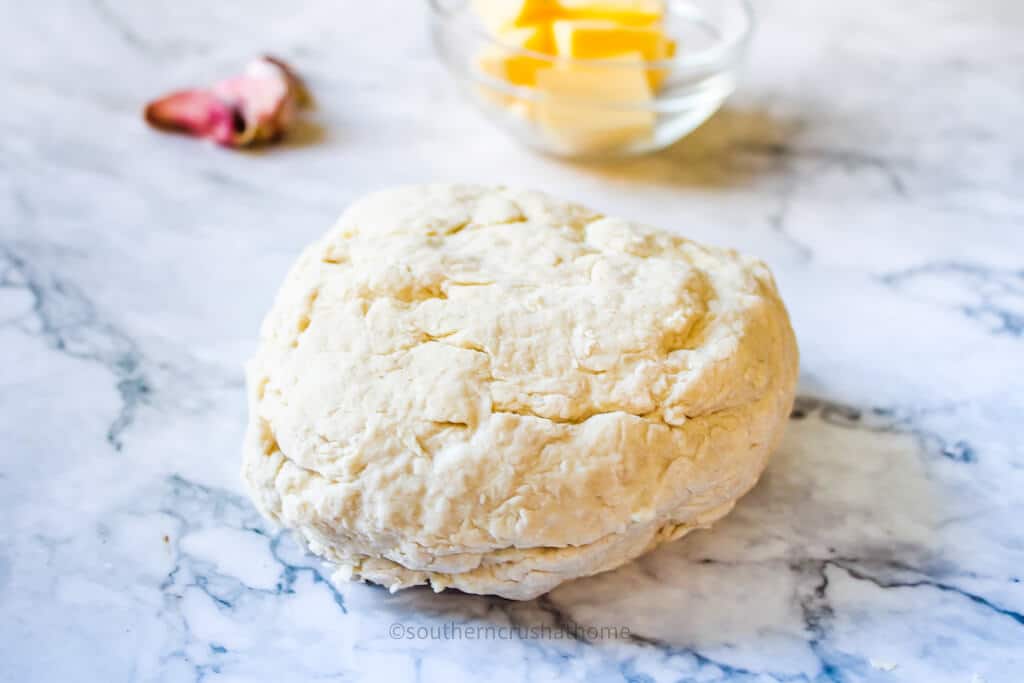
top-left (551, 19), bottom-right (673, 88)
top-left (472, 0), bottom-right (559, 33)
top-left (551, 18), bottom-right (670, 61)
top-left (556, 0), bottom-right (664, 25)
top-left (478, 24), bottom-right (553, 86)
top-left (534, 51), bottom-right (655, 154)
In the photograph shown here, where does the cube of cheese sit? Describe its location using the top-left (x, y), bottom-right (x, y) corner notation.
top-left (472, 0), bottom-right (559, 33)
top-left (556, 0), bottom-right (664, 25)
top-left (534, 51), bottom-right (655, 155)
top-left (477, 24), bottom-right (553, 86)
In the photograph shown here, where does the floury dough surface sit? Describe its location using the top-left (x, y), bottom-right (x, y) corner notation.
top-left (242, 184), bottom-right (799, 599)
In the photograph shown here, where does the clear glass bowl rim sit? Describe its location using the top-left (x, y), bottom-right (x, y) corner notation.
top-left (427, 0), bottom-right (755, 71)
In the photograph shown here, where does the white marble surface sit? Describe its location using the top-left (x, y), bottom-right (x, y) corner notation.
top-left (2, 0), bottom-right (1023, 681)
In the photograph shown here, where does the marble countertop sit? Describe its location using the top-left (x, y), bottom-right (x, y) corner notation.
top-left (2, 0), bottom-right (1022, 681)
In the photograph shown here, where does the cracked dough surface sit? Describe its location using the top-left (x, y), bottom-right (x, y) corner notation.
top-left (242, 184), bottom-right (799, 600)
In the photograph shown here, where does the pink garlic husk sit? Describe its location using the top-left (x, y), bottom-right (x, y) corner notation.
top-left (144, 56), bottom-right (308, 147)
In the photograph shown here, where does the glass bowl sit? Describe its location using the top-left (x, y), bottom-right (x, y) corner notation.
top-left (428, 0), bottom-right (754, 159)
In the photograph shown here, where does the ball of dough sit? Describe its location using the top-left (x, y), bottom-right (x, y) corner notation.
top-left (242, 185), bottom-right (798, 600)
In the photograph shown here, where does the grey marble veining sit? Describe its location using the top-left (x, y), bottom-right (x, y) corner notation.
top-left (1, 0), bottom-right (1022, 681)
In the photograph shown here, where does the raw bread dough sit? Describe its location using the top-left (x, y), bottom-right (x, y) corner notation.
top-left (242, 184), bottom-right (798, 600)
